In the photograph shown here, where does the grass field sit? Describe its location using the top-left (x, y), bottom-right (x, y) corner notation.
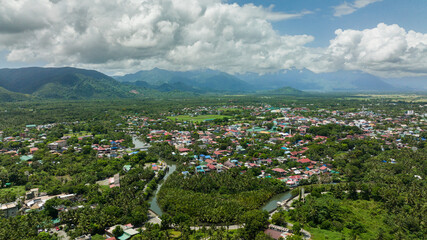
top-left (308, 227), bottom-right (344, 240)
top-left (167, 115), bottom-right (230, 122)
top-left (289, 199), bottom-right (388, 240)
top-left (168, 230), bottom-right (182, 238)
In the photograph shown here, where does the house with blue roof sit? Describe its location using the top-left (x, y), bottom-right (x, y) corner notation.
top-left (195, 166), bottom-right (206, 173)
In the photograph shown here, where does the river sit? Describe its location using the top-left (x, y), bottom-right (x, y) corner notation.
top-left (261, 191), bottom-right (293, 212)
top-left (133, 136), bottom-right (292, 215)
top-left (133, 136), bottom-right (177, 216)
top-left (148, 163), bottom-right (177, 216)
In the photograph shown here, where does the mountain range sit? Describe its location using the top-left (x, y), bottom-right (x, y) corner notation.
top-left (0, 66), bottom-right (424, 101)
top-left (117, 68), bottom-right (424, 92)
top-left (115, 68), bottom-right (254, 93)
top-left (236, 70), bottom-right (402, 92)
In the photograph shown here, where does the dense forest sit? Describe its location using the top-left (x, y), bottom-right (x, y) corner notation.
top-left (285, 147), bottom-right (427, 239)
top-left (158, 170), bottom-right (286, 224)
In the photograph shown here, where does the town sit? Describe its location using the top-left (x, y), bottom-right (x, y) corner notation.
top-left (0, 98), bottom-right (425, 240)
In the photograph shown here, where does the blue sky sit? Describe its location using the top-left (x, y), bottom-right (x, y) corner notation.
top-left (231, 0), bottom-right (427, 46)
top-left (1, 0), bottom-right (427, 78)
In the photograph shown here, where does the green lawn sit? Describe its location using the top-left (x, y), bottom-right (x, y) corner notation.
top-left (167, 115), bottom-right (230, 123)
top-left (91, 234), bottom-right (105, 240)
top-left (168, 230), bottom-right (182, 238)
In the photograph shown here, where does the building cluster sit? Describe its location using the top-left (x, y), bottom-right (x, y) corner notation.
top-left (0, 103), bottom-right (425, 240)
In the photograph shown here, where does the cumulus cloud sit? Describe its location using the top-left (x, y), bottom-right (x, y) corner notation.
top-left (1, 0), bottom-right (427, 78)
top-left (0, 0), bottom-right (56, 33)
top-left (307, 23), bottom-right (427, 77)
top-left (0, 0), bottom-right (313, 74)
top-left (334, 0), bottom-right (382, 17)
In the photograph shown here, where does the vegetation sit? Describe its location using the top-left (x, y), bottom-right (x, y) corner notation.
top-left (167, 115), bottom-right (230, 123)
top-left (0, 67), bottom-right (137, 99)
top-left (0, 94), bottom-right (425, 239)
top-left (257, 86), bottom-right (305, 96)
top-left (158, 170), bottom-right (286, 224)
top-left (287, 147), bottom-right (427, 239)
top-left (0, 186), bottom-right (25, 203)
top-left (307, 123), bottom-right (362, 138)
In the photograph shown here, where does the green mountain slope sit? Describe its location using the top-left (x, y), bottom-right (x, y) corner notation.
top-left (257, 86), bottom-right (305, 96)
top-left (0, 67), bottom-right (135, 99)
top-left (0, 86), bottom-right (30, 102)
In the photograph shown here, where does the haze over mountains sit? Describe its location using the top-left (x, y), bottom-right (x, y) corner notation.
top-left (0, 66), bottom-right (425, 101)
top-left (115, 68), bottom-right (254, 93)
top-left (115, 68), bottom-right (425, 92)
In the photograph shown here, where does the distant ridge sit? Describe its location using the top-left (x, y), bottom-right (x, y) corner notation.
top-left (237, 69), bottom-right (401, 92)
top-left (115, 68), bottom-right (254, 92)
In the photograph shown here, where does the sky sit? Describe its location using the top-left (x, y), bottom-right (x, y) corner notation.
top-left (1, 0), bottom-right (427, 78)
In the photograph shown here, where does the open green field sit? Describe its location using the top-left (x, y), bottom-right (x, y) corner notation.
top-left (308, 227), bottom-right (344, 240)
top-left (286, 197), bottom-right (389, 240)
top-left (167, 115), bottom-right (230, 122)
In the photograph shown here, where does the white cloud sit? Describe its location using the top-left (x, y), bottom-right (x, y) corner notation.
top-left (334, 0), bottom-right (382, 17)
top-left (308, 23), bottom-right (427, 78)
top-left (1, 1), bottom-right (427, 79)
top-left (0, 0), bottom-right (313, 74)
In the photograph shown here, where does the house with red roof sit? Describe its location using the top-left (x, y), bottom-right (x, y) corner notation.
top-left (272, 168), bottom-right (287, 176)
top-left (297, 158), bottom-right (314, 164)
top-left (178, 148), bottom-right (190, 152)
top-left (319, 166), bottom-right (329, 172)
top-left (207, 164), bottom-right (217, 171)
top-left (290, 151), bottom-right (298, 156)
top-left (30, 147), bottom-right (39, 154)
top-left (245, 163), bottom-right (259, 168)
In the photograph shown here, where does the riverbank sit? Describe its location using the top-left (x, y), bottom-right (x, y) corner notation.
top-left (147, 162), bottom-right (177, 216)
